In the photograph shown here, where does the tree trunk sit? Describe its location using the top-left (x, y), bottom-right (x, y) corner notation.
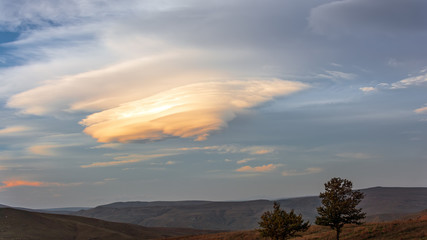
top-left (336, 228), bottom-right (340, 240)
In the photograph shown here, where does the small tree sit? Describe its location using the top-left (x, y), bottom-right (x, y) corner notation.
top-left (315, 177), bottom-right (366, 240)
top-left (258, 202), bottom-right (310, 240)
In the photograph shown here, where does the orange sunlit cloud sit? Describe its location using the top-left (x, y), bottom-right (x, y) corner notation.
top-left (80, 80), bottom-right (308, 143)
top-left (235, 163), bottom-right (278, 173)
top-left (415, 106), bottom-right (427, 114)
top-left (0, 180), bottom-right (85, 190)
top-left (0, 180), bottom-right (43, 189)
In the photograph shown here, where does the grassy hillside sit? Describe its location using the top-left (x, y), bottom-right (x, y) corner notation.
top-left (0, 208), bottom-right (216, 240)
top-left (167, 211), bottom-right (427, 240)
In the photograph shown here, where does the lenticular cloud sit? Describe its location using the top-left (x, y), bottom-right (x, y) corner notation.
top-left (80, 80), bottom-right (308, 143)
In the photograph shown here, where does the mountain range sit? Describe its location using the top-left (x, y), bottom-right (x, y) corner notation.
top-left (73, 187), bottom-right (427, 230)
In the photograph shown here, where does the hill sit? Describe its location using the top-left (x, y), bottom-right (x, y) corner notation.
top-left (76, 200), bottom-right (271, 230)
top-left (74, 187), bottom-right (427, 230)
top-left (166, 210), bottom-right (427, 239)
top-left (0, 208), bottom-right (216, 240)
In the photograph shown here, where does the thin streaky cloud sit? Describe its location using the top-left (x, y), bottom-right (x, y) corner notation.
top-left (80, 153), bottom-right (172, 168)
top-left (27, 144), bottom-right (58, 156)
top-left (0, 126), bottom-right (31, 135)
top-left (281, 167), bottom-right (322, 176)
top-left (336, 152), bottom-right (373, 159)
top-left (172, 145), bottom-right (275, 155)
top-left (235, 164), bottom-right (278, 173)
top-left (90, 143), bottom-right (122, 149)
top-left (316, 70), bottom-right (356, 81)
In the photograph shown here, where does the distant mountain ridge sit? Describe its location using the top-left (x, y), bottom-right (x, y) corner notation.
top-left (74, 187), bottom-right (427, 230)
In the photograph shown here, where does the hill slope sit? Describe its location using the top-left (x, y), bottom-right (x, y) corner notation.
top-left (166, 210), bottom-right (427, 240)
top-left (74, 187), bottom-right (427, 230)
top-left (0, 208), bottom-right (215, 240)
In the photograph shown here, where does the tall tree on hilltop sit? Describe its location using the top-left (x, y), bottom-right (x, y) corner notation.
top-left (258, 201), bottom-right (310, 240)
top-left (316, 177), bottom-right (366, 240)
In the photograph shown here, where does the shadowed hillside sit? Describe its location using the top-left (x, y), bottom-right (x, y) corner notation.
top-left (0, 208), bottom-right (216, 240)
top-left (74, 187), bottom-right (427, 230)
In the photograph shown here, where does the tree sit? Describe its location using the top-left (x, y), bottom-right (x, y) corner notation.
top-left (315, 177), bottom-right (366, 240)
top-left (258, 202), bottom-right (310, 240)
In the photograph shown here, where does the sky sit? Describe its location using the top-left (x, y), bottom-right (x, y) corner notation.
top-left (0, 0), bottom-right (426, 209)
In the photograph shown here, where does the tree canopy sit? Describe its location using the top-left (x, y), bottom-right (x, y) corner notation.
top-left (258, 202), bottom-right (310, 240)
top-left (315, 177), bottom-right (366, 240)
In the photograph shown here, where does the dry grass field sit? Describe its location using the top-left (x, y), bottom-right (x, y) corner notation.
top-left (168, 210), bottom-right (427, 240)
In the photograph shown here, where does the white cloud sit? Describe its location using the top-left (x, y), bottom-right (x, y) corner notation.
top-left (391, 73), bottom-right (427, 89)
top-left (359, 87), bottom-right (376, 93)
top-left (7, 52), bottom-right (222, 115)
top-left (80, 80), bottom-right (308, 143)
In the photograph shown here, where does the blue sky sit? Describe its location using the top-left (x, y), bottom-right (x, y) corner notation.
top-left (0, 0), bottom-right (426, 208)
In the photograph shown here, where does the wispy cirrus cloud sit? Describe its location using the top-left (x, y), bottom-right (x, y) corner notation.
top-left (80, 153), bottom-right (171, 168)
top-left (336, 152), bottom-right (373, 159)
top-left (235, 163), bottom-right (278, 173)
top-left (316, 70), bottom-right (356, 81)
top-left (80, 80), bottom-right (308, 143)
top-left (281, 167), bottom-right (322, 176)
top-left (391, 73), bottom-right (427, 89)
top-left (0, 126), bottom-right (31, 135)
top-left (27, 144), bottom-right (59, 156)
top-left (90, 143), bottom-right (122, 149)
top-left (173, 144), bottom-right (276, 155)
